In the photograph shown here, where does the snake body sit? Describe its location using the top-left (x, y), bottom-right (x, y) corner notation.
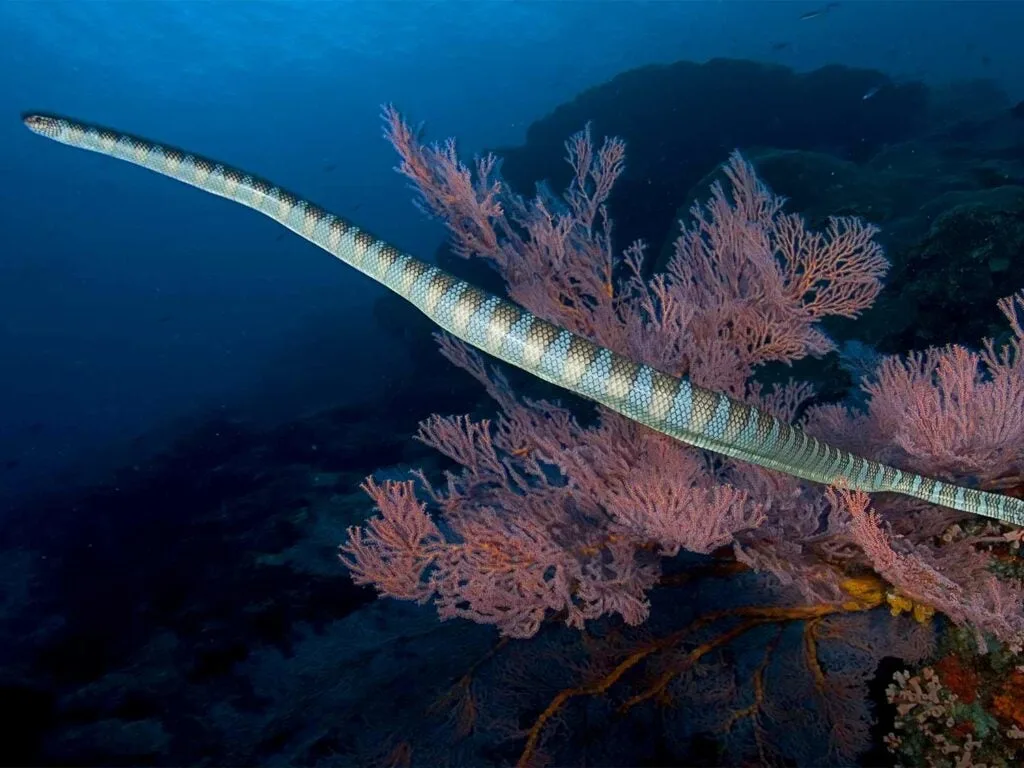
top-left (22, 112), bottom-right (1024, 527)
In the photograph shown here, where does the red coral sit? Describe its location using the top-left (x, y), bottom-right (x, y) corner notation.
top-left (933, 653), bottom-right (979, 704)
top-left (991, 668), bottom-right (1024, 728)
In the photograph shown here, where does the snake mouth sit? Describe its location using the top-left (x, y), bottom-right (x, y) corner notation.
top-left (22, 113), bottom-right (63, 138)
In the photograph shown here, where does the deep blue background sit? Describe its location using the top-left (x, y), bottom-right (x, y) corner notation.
top-left (2, 1), bottom-right (1023, 508)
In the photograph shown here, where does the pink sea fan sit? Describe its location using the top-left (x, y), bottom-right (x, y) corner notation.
top-left (344, 112), bottom-right (894, 638)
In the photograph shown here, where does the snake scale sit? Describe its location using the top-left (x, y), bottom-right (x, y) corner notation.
top-left (22, 112), bottom-right (1024, 527)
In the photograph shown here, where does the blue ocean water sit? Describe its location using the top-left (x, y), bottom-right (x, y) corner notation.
top-left (3, 2), bottom-right (1024, 766)
top-left (2, 2), bottom-right (1022, 505)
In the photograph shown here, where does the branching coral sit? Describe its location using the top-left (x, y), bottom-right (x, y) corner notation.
top-left (340, 111), bottom-right (1024, 763)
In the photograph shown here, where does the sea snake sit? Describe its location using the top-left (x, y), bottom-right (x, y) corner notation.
top-left (22, 112), bottom-right (1024, 527)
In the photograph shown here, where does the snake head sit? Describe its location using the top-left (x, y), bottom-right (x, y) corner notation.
top-left (22, 113), bottom-right (64, 138)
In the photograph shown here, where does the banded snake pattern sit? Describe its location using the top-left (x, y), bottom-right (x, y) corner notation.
top-left (22, 112), bottom-right (1024, 527)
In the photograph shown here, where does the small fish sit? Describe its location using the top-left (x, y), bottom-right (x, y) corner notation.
top-left (800, 2), bottom-right (840, 20)
top-left (771, 41), bottom-right (792, 52)
top-left (862, 85), bottom-right (882, 101)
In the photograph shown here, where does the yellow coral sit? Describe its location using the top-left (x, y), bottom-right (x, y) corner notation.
top-left (884, 590), bottom-right (935, 623)
top-left (840, 574), bottom-right (886, 610)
